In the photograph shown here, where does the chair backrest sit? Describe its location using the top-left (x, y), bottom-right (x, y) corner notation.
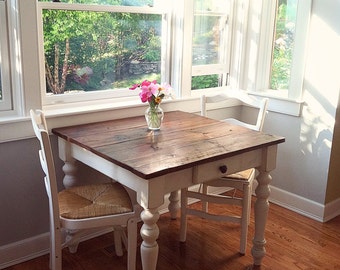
top-left (201, 91), bottom-right (268, 131)
top-left (30, 109), bottom-right (61, 224)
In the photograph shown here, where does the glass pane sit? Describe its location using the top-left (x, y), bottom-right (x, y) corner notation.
top-left (192, 74), bottom-right (220, 90)
top-left (42, 9), bottom-right (162, 94)
top-left (192, 15), bottom-right (222, 65)
top-left (194, 0), bottom-right (228, 13)
top-left (192, 0), bottom-right (230, 66)
top-left (39, 0), bottom-right (154, 7)
top-left (270, 0), bottom-right (298, 90)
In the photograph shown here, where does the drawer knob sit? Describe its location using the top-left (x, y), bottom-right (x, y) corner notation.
top-left (219, 165), bottom-right (228, 174)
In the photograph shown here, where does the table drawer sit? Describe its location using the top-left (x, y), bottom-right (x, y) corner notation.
top-left (193, 149), bottom-right (263, 184)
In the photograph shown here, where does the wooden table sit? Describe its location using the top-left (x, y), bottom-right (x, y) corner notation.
top-left (52, 110), bottom-right (285, 269)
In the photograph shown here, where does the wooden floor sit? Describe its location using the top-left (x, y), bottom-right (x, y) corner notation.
top-left (5, 194), bottom-right (340, 270)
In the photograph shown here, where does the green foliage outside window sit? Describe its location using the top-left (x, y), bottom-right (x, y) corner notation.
top-left (43, 9), bottom-right (161, 94)
top-left (191, 75), bottom-right (219, 90)
top-left (271, 0), bottom-right (297, 90)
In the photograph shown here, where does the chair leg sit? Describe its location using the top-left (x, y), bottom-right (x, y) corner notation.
top-left (202, 184), bottom-right (208, 213)
top-left (50, 225), bottom-right (62, 270)
top-left (239, 184), bottom-right (251, 255)
top-left (179, 188), bottom-right (188, 242)
top-left (113, 226), bottom-right (124, 257)
top-left (127, 218), bottom-right (137, 270)
top-left (65, 230), bottom-right (79, 254)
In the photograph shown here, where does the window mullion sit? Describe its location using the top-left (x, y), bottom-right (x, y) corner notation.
top-left (254, 0), bottom-right (277, 91)
top-left (229, 0), bottom-right (249, 89)
top-left (179, 0), bottom-right (194, 97)
top-left (288, 0), bottom-right (312, 100)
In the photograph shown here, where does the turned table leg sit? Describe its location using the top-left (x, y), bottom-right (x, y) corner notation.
top-left (251, 170), bottom-right (272, 265)
top-left (168, 190), bottom-right (180, 219)
top-left (62, 159), bottom-right (78, 188)
top-left (140, 207), bottom-right (160, 270)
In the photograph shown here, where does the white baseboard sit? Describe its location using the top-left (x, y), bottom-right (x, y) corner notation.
top-left (1, 185), bottom-right (339, 269)
top-left (263, 185), bottom-right (340, 223)
top-left (0, 233), bottom-right (50, 269)
top-left (268, 186), bottom-right (325, 222)
top-left (0, 228), bottom-right (113, 269)
top-left (323, 197), bottom-right (340, 222)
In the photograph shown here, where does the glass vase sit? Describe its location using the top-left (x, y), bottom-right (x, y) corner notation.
top-left (145, 105), bottom-right (164, 130)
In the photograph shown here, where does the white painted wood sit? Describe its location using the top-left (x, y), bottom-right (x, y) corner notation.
top-left (140, 208), bottom-right (160, 270)
top-left (192, 149), bottom-right (262, 183)
top-left (252, 171), bottom-right (271, 265)
top-left (181, 93), bottom-right (269, 255)
top-left (168, 191), bottom-right (180, 219)
top-left (30, 109), bottom-right (141, 270)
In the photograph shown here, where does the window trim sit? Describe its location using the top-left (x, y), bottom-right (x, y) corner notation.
top-left (0, 0), bottom-right (25, 118)
top-left (241, 0), bottom-right (312, 116)
top-left (180, 0), bottom-right (233, 95)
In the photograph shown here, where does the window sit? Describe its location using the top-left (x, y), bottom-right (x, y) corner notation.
top-left (238, 0), bottom-right (311, 115)
top-left (270, 0), bottom-right (298, 90)
top-left (0, 0), bottom-right (310, 127)
top-left (0, 0), bottom-right (13, 112)
top-left (37, 0), bottom-right (171, 105)
top-left (178, 0), bottom-right (232, 95)
top-left (191, 0), bottom-right (232, 90)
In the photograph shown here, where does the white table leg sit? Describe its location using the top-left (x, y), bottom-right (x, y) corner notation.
top-left (140, 207), bottom-right (160, 270)
top-left (251, 170), bottom-right (272, 265)
top-left (168, 191), bottom-right (180, 219)
top-left (57, 138), bottom-right (79, 188)
top-left (62, 159), bottom-right (78, 188)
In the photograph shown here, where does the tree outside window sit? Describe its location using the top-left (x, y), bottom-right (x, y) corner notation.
top-left (40, 1), bottom-right (163, 95)
top-left (270, 0), bottom-right (297, 90)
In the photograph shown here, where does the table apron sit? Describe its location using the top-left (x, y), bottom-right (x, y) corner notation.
top-left (193, 147), bottom-right (274, 184)
top-left (58, 138), bottom-right (277, 209)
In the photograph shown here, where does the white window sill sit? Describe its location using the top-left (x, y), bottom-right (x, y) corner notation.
top-left (0, 96), bottom-right (199, 143)
top-left (0, 90), bottom-right (303, 143)
top-left (248, 90), bottom-right (304, 117)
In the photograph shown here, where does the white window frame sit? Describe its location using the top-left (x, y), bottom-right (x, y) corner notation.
top-left (180, 0), bottom-right (234, 98)
top-left (0, 0), bottom-right (24, 118)
top-left (241, 0), bottom-right (312, 116)
top-left (0, 0), bottom-right (13, 112)
top-left (36, 2), bottom-right (172, 107)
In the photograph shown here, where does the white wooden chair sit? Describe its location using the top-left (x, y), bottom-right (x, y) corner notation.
top-left (30, 109), bottom-right (141, 270)
top-left (180, 91), bottom-right (268, 255)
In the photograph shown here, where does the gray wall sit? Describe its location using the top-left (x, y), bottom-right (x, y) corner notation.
top-left (0, 136), bottom-right (112, 246)
top-left (1, 138), bottom-right (53, 245)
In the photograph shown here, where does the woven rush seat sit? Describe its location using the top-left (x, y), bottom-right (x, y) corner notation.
top-left (59, 182), bottom-right (133, 219)
top-left (225, 168), bottom-right (254, 180)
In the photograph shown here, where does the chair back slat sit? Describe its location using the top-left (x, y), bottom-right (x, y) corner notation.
top-left (30, 109), bottom-right (61, 227)
top-left (201, 90), bottom-right (268, 132)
